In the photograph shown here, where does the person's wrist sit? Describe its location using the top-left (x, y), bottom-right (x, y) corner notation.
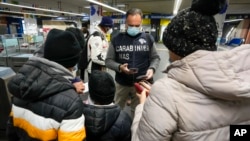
top-left (118, 64), bottom-right (122, 72)
top-left (149, 67), bottom-right (155, 73)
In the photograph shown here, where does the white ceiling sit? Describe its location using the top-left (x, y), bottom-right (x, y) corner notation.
top-left (1, 0), bottom-right (250, 17)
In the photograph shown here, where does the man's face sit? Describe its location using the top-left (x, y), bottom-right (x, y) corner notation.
top-left (126, 14), bottom-right (142, 28)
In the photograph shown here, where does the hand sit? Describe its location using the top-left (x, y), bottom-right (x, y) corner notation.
top-left (145, 69), bottom-right (154, 80)
top-left (73, 81), bottom-right (85, 94)
top-left (120, 63), bottom-right (137, 75)
top-left (136, 89), bottom-right (148, 104)
top-left (139, 81), bottom-right (151, 90)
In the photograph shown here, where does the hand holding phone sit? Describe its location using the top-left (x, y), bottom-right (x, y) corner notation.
top-left (129, 68), bottom-right (138, 74)
top-left (134, 82), bottom-right (149, 97)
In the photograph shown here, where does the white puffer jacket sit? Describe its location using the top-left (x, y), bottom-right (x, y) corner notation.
top-left (132, 44), bottom-right (250, 141)
top-left (87, 26), bottom-right (109, 73)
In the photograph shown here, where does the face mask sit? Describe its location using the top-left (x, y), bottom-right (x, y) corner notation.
top-left (84, 33), bottom-right (87, 38)
top-left (127, 26), bottom-right (141, 36)
top-left (107, 28), bottom-right (113, 34)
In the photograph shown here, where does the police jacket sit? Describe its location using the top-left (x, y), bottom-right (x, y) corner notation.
top-left (105, 32), bottom-right (160, 86)
top-left (83, 100), bottom-right (132, 141)
top-left (7, 56), bottom-right (86, 141)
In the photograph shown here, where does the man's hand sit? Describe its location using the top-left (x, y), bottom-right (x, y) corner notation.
top-left (120, 63), bottom-right (138, 75)
top-left (73, 81), bottom-right (85, 94)
top-left (145, 68), bottom-right (154, 80)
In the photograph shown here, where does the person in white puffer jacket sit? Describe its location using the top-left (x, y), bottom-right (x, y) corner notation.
top-left (87, 16), bottom-right (113, 76)
top-left (131, 0), bottom-right (250, 141)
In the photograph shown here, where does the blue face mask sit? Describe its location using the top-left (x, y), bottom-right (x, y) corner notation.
top-left (127, 26), bottom-right (140, 36)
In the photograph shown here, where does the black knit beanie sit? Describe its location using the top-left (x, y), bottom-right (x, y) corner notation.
top-left (44, 28), bottom-right (81, 68)
top-left (162, 0), bottom-right (228, 57)
top-left (163, 8), bottom-right (218, 57)
top-left (89, 70), bottom-right (115, 105)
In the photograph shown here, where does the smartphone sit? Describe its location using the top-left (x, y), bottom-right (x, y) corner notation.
top-left (134, 82), bottom-right (149, 97)
top-left (136, 75), bottom-right (147, 80)
top-left (129, 68), bottom-right (139, 73)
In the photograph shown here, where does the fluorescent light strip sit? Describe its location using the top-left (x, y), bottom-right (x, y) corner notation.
top-left (0, 10), bottom-right (58, 17)
top-left (0, 2), bottom-right (83, 16)
top-left (224, 19), bottom-right (243, 23)
top-left (86, 0), bottom-right (126, 14)
top-left (173, 0), bottom-right (182, 15)
top-left (226, 27), bottom-right (235, 40)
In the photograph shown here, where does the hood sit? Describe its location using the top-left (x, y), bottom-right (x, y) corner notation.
top-left (94, 26), bottom-right (106, 36)
top-left (166, 44), bottom-right (250, 101)
top-left (83, 104), bottom-right (120, 136)
top-left (8, 56), bottom-right (75, 101)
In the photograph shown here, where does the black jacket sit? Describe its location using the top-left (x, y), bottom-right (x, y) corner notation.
top-left (105, 32), bottom-right (160, 86)
top-left (83, 103), bottom-right (132, 141)
top-left (7, 56), bottom-right (86, 141)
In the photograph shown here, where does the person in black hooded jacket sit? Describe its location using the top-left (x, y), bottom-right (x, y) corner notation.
top-left (83, 70), bottom-right (132, 141)
top-left (6, 29), bottom-right (86, 141)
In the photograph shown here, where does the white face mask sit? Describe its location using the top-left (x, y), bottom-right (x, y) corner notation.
top-left (127, 26), bottom-right (141, 36)
top-left (84, 33), bottom-right (87, 38)
top-left (107, 28), bottom-right (113, 34)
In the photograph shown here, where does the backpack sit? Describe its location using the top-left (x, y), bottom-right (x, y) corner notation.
top-left (81, 31), bottom-right (105, 69)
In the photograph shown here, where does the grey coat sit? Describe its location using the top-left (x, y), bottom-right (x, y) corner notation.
top-left (132, 44), bottom-right (250, 141)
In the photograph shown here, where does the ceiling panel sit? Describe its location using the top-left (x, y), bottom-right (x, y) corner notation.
top-left (0, 0), bottom-right (250, 17)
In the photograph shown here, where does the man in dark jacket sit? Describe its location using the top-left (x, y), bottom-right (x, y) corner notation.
top-left (7, 29), bottom-right (86, 141)
top-left (83, 70), bottom-right (131, 141)
top-left (105, 8), bottom-right (160, 117)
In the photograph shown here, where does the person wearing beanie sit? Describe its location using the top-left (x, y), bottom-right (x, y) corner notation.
top-left (86, 16), bottom-right (114, 76)
top-left (65, 27), bottom-right (86, 81)
top-left (132, 0), bottom-right (250, 141)
top-left (33, 28), bottom-right (85, 94)
top-left (6, 28), bottom-right (86, 141)
top-left (82, 70), bottom-right (132, 141)
top-left (65, 27), bottom-right (87, 95)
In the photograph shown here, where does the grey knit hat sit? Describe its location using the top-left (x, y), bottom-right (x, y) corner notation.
top-left (163, 8), bottom-right (218, 57)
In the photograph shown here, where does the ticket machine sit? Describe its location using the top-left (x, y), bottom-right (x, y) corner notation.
top-left (0, 37), bottom-right (34, 72)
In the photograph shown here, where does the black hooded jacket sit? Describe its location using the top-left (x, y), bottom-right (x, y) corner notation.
top-left (83, 103), bottom-right (132, 141)
top-left (6, 56), bottom-right (86, 141)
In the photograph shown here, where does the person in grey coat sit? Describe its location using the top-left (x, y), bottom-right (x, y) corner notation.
top-left (132, 0), bottom-right (250, 141)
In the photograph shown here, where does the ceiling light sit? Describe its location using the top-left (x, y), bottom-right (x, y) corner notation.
top-left (224, 19), bottom-right (243, 23)
top-left (0, 10), bottom-right (58, 17)
top-left (116, 4), bottom-right (126, 8)
top-left (173, 0), bottom-right (182, 15)
top-left (86, 0), bottom-right (126, 14)
top-left (84, 6), bottom-right (90, 9)
top-left (0, 2), bottom-right (84, 16)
